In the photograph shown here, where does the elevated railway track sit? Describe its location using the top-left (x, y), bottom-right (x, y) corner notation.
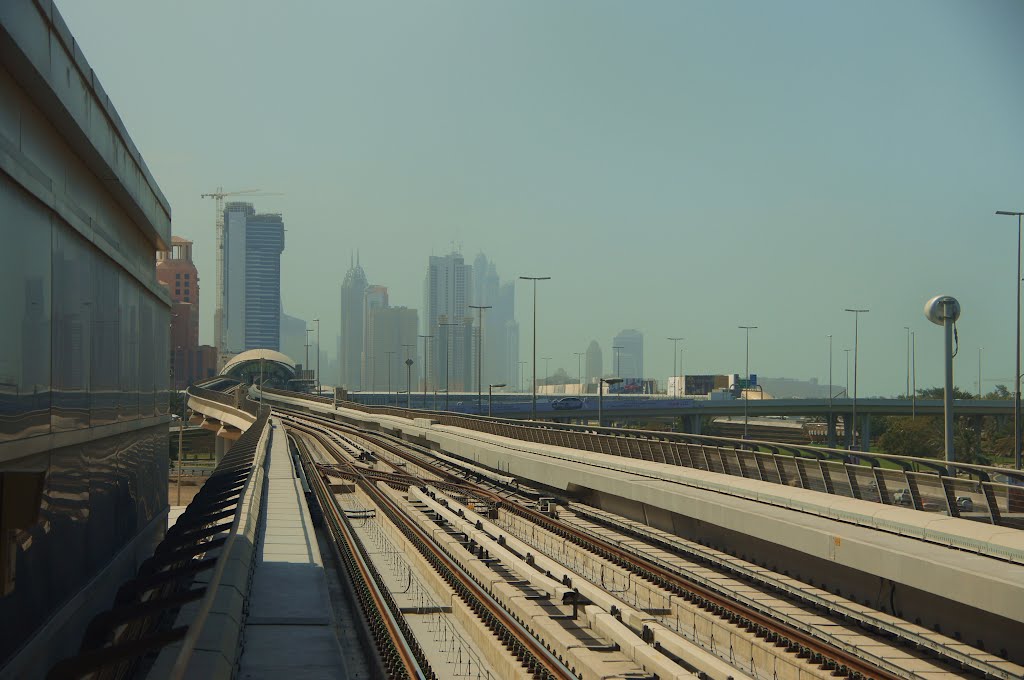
top-left (275, 403), bottom-right (1022, 680)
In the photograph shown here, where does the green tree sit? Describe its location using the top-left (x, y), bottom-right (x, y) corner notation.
top-left (877, 416), bottom-right (942, 457)
top-left (916, 386), bottom-right (976, 400)
top-left (985, 384), bottom-right (1010, 400)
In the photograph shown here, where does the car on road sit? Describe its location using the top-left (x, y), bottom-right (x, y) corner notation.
top-left (551, 397), bottom-right (584, 410)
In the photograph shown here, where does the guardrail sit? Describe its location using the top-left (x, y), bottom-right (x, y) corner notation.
top-left (258, 387), bottom-right (1024, 529)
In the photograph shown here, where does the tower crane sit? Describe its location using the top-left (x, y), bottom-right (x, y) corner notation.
top-left (201, 187), bottom-right (283, 366)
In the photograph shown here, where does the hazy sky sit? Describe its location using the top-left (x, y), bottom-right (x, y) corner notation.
top-left (57, 1), bottom-right (1024, 396)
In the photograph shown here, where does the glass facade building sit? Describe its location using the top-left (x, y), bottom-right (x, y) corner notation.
top-left (0, 4), bottom-right (172, 674)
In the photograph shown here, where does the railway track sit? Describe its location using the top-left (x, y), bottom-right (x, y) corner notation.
top-left (291, 418), bottom-right (578, 679)
top-left (277, 406), bottom-right (1022, 680)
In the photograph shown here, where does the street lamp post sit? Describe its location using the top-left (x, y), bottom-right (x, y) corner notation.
top-left (469, 304), bottom-right (491, 415)
top-left (405, 359), bottom-right (414, 407)
top-left (911, 332), bottom-right (916, 418)
top-left (904, 326), bottom-right (910, 398)
top-left (518, 361), bottom-right (526, 393)
top-left (845, 308), bottom-right (869, 451)
top-left (978, 346), bottom-right (983, 398)
top-left (305, 327), bottom-right (313, 388)
top-left (827, 334), bottom-right (833, 413)
top-left (996, 210), bottom-right (1024, 469)
top-left (738, 326), bottom-right (757, 439)
top-left (599, 378), bottom-right (623, 427)
top-left (418, 334), bottom-right (432, 408)
top-left (314, 318), bottom-right (320, 396)
top-left (519, 276), bottom-right (551, 420)
top-left (384, 350), bottom-right (396, 405)
top-left (574, 352), bottom-right (585, 393)
top-left (402, 344), bottom-right (415, 408)
top-left (439, 322), bottom-right (460, 411)
top-left (488, 383), bottom-right (506, 417)
top-left (668, 337), bottom-right (684, 397)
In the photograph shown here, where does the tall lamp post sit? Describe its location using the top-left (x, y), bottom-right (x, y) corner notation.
top-left (488, 383), bottom-right (506, 417)
top-left (313, 318), bottom-right (320, 396)
top-left (612, 346), bottom-right (624, 378)
top-left (384, 350), bottom-right (396, 405)
top-left (402, 344), bottom-right (415, 407)
top-left (305, 328), bottom-right (313, 388)
top-left (418, 334), bottom-right (432, 408)
top-left (574, 352), bottom-right (585, 393)
top-left (827, 334), bottom-right (833, 413)
top-left (845, 308), bottom-right (869, 451)
top-left (668, 337), bottom-right (684, 397)
top-left (519, 276), bottom-right (550, 420)
top-left (978, 346), bottom-right (983, 398)
top-left (996, 210), bottom-right (1024, 469)
top-left (439, 322), bottom-right (460, 411)
top-left (599, 378), bottom-right (623, 427)
top-left (903, 326), bottom-right (911, 398)
top-left (517, 361), bottom-right (527, 393)
top-left (844, 348), bottom-right (851, 397)
top-left (911, 333), bottom-right (916, 418)
top-left (469, 304), bottom-right (491, 415)
top-left (738, 326), bottom-right (757, 439)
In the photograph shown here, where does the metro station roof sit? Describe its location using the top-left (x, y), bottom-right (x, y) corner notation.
top-left (221, 349), bottom-right (296, 375)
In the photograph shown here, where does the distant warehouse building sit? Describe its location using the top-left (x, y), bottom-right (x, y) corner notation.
top-left (0, 4), bottom-right (172, 675)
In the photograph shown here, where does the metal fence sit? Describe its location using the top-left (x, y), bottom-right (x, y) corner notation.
top-left (260, 387), bottom-right (1024, 529)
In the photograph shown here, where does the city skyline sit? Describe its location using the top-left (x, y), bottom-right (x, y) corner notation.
top-left (53, 1), bottom-right (1024, 396)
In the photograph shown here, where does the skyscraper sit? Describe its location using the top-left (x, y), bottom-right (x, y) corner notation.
top-left (362, 284), bottom-right (389, 386)
top-left (156, 237), bottom-right (200, 388)
top-left (280, 309), bottom-right (308, 368)
top-left (423, 252), bottom-right (472, 392)
top-left (339, 255), bottom-right (368, 389)
top-left (586, 340), bottom-right (603, 385)
top-left (244, 212), bottom-right (285, 350)
top-left (612, 329), bottom-right (644, 380)
top-left (471, 253), bottom-right (517, 388)
top-left (366, 306), bottom-right (418, 392)
top-left (222, 202), bottom-right (285, 354)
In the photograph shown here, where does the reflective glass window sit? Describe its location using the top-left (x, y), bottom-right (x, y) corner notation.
top-left (90, 255), bottom-right (120, 426)
top-left (51, 225), bottom-right (94, 431)
top-left (138, 294), bottom-right (155, 417)
top-left (119, 277), bottom-right (139, 421)
top-left (0, 178), bottom-right (51, 441)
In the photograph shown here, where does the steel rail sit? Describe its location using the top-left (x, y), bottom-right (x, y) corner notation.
top-left (289, 424), bottom-right (576, 680)
top-left (285, 410), bottom-right (910, 680)
top-left (295, 435), bottom-right (430, 680)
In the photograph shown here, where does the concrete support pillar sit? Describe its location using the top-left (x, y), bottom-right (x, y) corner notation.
top-left (214, 435), bottom-right (229, 464)
top-left (843, 415), bottom-right (853, 448)
top-left (690, 415), bottom-right (702, 435)
top-left (826, 413), bottom-right (837, 448)
top-left (862, 414), bottom-right (872, 450)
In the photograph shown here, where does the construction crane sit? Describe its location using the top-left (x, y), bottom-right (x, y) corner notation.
top-left (201, 187), bottom-right (283, 366)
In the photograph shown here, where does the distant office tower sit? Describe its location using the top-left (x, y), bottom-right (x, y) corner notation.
top-left (279, 309), bottom-right (308, 368)
top-left (339, 255), bottom-right (368, 389)
top-left (222, 202), bottom-right (285, 354)
top-left (586, 340), bottom-right (603, 384)
top-left (366, 306), bottom-right (418, 392)
top-left (612, 329), bottom-right (644, 380)
top-left (156, 237), bottom-right (200, 388)
top-left (362, 284), bottom-right (389, 386)
top-left (423, 252), bottom-right (473, 392)
top-left (470, 253), bottom-right (518, 389)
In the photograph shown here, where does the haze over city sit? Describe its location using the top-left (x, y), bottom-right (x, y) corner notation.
top-left (56, 0), bottom-right (1024, 395)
